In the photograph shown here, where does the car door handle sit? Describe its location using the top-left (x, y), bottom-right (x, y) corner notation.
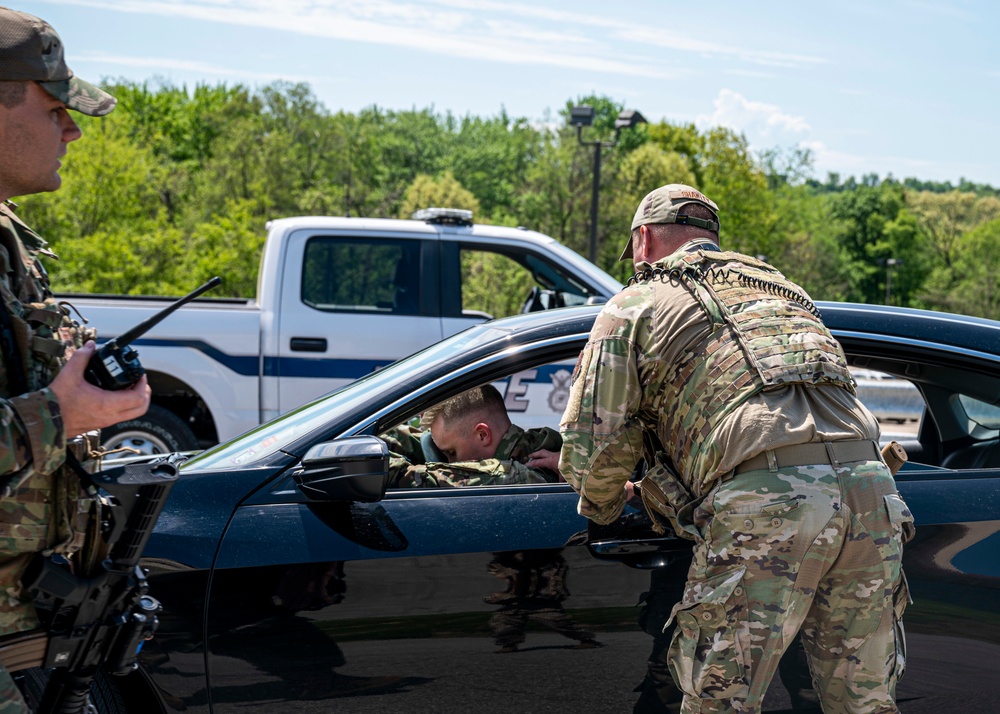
top-left (587, 537), bottom-right (692, 570)
top-left (290, 337), bottom-right (328, 352)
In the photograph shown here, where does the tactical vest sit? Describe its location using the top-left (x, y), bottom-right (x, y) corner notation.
top-left (0, 206), bottom-right (96, 395)
top-left (632, 249), bottom-right (854, 486)
top-left (0, 206), bottom-right (97, 634)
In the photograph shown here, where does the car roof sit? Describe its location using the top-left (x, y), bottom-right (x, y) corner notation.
top-left (818, 302), bottom-right (1000, 357)
top-left (471, 301), bottom-right (1000, 356)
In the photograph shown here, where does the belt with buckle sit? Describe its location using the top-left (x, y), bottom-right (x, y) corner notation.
top-left (733, 439), bottom-right (880, 475)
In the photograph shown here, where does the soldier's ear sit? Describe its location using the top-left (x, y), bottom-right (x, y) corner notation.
top-left (473, 422), bottom-right (492, 445)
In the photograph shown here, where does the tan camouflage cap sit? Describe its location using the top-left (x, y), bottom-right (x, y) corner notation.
top-left (620, 184), bottom-right (720, 260)
top-left (0, 7), bottom-right (115, 116)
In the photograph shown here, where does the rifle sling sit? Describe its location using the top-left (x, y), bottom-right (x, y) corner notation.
top-left (0, 629), bottom-right (47, 672)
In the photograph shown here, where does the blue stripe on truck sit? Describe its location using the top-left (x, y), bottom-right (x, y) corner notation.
top-left (122, 338), bottom-right (394, 379)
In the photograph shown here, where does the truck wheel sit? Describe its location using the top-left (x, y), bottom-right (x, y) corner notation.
top-left (101, 404), bottom-right (199, 455)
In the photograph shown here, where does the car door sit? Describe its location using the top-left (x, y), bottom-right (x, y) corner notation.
top-left (835, 333), bottom-right (1000, 711)
top-left (203, 476), bottom-right (688, 713)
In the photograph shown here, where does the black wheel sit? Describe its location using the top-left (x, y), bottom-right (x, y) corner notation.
top-left (15, 668), bottom-right (126, 714)
top-left (101, 404), bottom-right (198, 455)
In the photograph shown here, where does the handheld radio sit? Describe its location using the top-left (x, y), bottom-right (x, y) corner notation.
top-left (84, 277), bottom-right (221, 391)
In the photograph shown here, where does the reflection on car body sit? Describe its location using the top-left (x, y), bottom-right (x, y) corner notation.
top-left (100, 303), bottom-right (1000, 713)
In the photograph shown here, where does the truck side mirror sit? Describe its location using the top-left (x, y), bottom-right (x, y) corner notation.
top-left (294, 436), bottom-right (389, 502)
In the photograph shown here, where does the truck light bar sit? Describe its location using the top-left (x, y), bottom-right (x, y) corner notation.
top-left (412, 207), bottom-right (473, 226)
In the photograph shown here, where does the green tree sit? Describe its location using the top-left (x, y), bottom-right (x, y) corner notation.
top-left (398, 171), bottom-right (480, 218)
top-left (828, 183), bottom-right (906, 303)
top-left (517, 124), bottom-right (592, 259)
top-left (698, 128), bottom-right (778, 258)
top-left (181, 198), bottom-right (266, 298)
top-left (908, 190), bottom-right (1000, 269)
top-left (647, 121), bottom-right (704, 187)
top-left (446, 110), bottom-right (542, 222)
top-left (603, 143), bottom-right (697, 281)
top-left (921, 218), bottom-right (1000, 318)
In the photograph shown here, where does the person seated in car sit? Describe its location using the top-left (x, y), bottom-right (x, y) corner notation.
top-left (384, 385), bottom-right (563, 487)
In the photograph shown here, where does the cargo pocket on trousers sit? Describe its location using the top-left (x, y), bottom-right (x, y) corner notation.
top-left (667, 566), bottom-right (749, 701)
top-left (889, 571), bottom-right (911, 687)
top-left (883, 492), bottom-right (916, 550)
top-left (879, 493), bottom-right (916, 565)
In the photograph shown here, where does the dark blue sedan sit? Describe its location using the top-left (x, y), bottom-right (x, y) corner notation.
top-left (79, 303), bottom-right (1000, 713)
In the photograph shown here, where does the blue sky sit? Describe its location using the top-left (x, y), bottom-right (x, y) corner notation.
top-left (21, 0), bottom-right (1000, 186)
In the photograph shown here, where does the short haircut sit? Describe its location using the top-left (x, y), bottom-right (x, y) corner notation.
top-left (0, 81), bottom-right (27, 109)
top-left (421, 384), bottom-right (508, 430)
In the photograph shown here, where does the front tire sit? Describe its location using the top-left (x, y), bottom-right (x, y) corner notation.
top-left (101, 404), bottom-right (199, 455)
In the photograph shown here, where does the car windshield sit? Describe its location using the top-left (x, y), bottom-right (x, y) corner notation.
top-left (185, 321), bottom-right (520, 471)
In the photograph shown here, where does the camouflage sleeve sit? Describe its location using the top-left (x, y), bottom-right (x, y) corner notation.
top-left (391, 457), bottom-right (549, 488)
top-left (519, 427), bottom-right (564, 454)
top-left (380, 424), bottom-right (425, 465)
top-left (559, 306), bottom-right (646, 524)
top-left (502, 426), bottom-right (564, 483)
top-left (0, 387), bottom-right (66, 484)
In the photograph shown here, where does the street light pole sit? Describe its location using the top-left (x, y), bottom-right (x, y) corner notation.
top-left (572, 106), bottom-right (646, 263)
top-left (588, 142), bottom-right (602, 264)
top-left (885, 258), bottom-right (901, 304)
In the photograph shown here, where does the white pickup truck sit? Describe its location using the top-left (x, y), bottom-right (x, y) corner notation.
top-left (64, 209), bottom-right (623, 453)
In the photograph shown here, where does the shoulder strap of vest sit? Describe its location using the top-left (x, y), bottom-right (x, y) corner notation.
top-left (0, 298), bottom-right (27, 396)
top-left (0, 225), bottom-right (28, 396)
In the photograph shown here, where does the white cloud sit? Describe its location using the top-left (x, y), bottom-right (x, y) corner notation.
top-left (697, 89), bottom-right (810, 139)
top-left (74, 52), bottom-right (307, 82)
top-left (42, 0), bottom-right (822, 78)
top-left (615, 28), bottom-right (825, 69)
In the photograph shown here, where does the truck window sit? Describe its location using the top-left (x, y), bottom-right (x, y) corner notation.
top-left (459, 248), bottom-right (597, 320)
top-left (460, 250), bottom-right (535, 319)
top-left (302, 237), bottom-right (423, 315)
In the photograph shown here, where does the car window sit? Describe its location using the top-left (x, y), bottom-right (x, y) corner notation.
top-left (849, 364), bottom-right (1000, 472)
top-left (302, 236), bottom-right (423, 315)
top-left (379, 358), bottom-right (575, 489)
top-left (851, 368), bottom-right (924, 435)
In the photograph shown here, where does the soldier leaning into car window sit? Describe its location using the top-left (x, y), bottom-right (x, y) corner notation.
top-left (383, 385), bottom-right (563, 487)
top-left (0, 9), bottom-right (151, 711)
top-left (560, 184), bottom-right (915, 714)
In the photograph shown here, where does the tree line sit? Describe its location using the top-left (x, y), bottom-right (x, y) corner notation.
top-left (20, 79), bottom-right (1000, 321)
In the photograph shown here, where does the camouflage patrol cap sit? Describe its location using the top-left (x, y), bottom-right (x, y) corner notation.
top-left (620, 184), bottom-right (720, 260)
top-left (0, 7), bottom-right (116, 116)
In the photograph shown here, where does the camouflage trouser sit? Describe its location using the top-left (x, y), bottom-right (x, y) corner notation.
top-left (666, 460), bottom-right (912, 714)
top-left (488, 603), bottom-right (595, 647)
top-left (0, 663), bottom-right (27, 713)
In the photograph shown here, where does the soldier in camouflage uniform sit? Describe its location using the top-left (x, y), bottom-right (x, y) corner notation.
top-left (386, 385), bottom-right (563, 487)
top-left (560, 184), bottom-right (913, 714)
top-left (0, 9), bottom-right (151, 710)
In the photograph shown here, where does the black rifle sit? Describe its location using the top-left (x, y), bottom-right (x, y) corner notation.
top-left (19, 452), bottom-right (181, 713)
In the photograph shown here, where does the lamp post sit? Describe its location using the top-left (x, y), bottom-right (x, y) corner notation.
top-left (884, 258), bottom-right (902, 304)
top-left (572, 106), bottom-right (647, 263)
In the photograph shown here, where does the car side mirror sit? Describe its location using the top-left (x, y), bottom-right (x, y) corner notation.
top-left (294, 436), bottom-right (389, 502)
